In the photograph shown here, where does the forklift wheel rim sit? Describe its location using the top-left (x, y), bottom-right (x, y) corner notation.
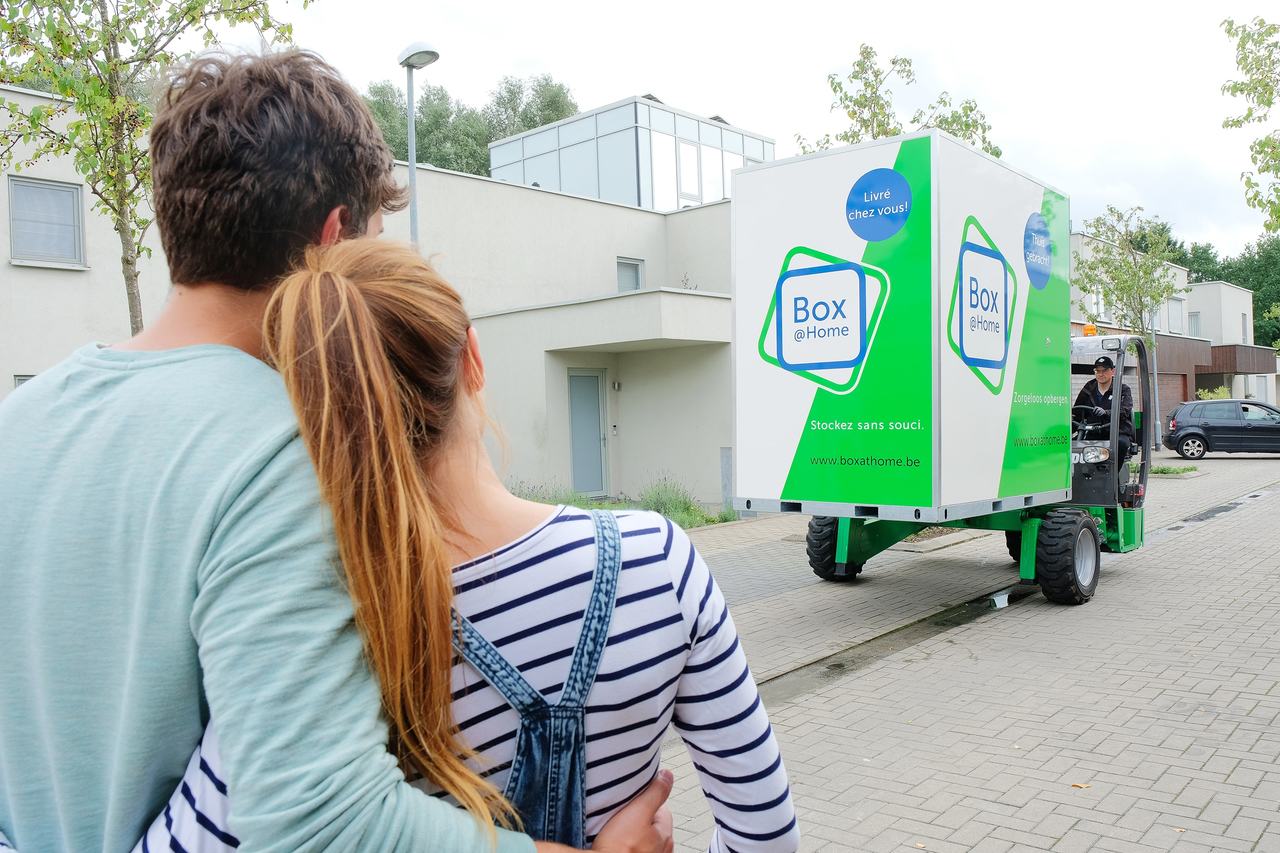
top-left (1074, 528), bottom-right (1098, 589)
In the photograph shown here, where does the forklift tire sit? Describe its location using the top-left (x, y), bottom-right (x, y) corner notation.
top-left (806, 516), bottom-right (863, 581)
top-left (1005, 531), bottom-right (1021, 564)
top-left (1035, 510), bottom-right (1101, 605)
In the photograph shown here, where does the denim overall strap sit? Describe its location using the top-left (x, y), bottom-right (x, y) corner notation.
top-left (450, 509), bottom-right (623, 847)
top-left (559, 509), bottom-right (622, 706)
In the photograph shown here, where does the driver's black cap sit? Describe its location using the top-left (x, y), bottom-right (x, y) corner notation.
top-left (1094, 356), bottom-right (1115, 369)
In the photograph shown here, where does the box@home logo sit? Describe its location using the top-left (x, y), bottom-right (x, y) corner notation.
top-left (757, 246), bottom-right (890, 395)
top-left (947, 216), bottom-right (1019, 394)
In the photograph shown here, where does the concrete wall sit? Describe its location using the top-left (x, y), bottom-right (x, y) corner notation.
top-left (0, 86), bottom-right (168, 400)
top-left (382, 164), bottom-right (669, 314)
top-left (1187, 281), bottom-right (1254, 346)
top-left (615, 343), bottom-right (731, 504)
top-left (664, 200), bottom-right (731, 294)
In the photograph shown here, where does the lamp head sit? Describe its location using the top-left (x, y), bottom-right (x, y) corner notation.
top-left (398, 42), bottom-right (439, 69)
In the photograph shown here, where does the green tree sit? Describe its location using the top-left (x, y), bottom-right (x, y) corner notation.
top-left (483, 74), bottom-right (576, 141)
top-left (1222, 17), bottom-right (1280, 232)
top-left (1074, 206), bottom-right (1186, 344)
top-left (0, 0), bottom-right (301, 335)
top-left (1128, 220), bottom-right (1222, 282)
top-left (797, 44), bottom-right (1001, 157)
top-left (364, 74), bottom-right (576, 178)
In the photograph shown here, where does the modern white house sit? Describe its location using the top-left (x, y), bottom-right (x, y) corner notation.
top-left (1, 85), bottom-right (769, 507)
top-left (0, 84), bottom-right (168, 394)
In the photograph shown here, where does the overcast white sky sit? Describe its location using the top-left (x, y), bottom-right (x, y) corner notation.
top-left (243, 0), bottom-right (1274, 256)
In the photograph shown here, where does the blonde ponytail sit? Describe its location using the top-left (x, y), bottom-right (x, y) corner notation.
top-left (263, 240), bottom-right (518, 838)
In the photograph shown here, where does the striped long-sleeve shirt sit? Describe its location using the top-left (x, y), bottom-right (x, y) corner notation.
top-left (129, 506), bottom-right (800, 852)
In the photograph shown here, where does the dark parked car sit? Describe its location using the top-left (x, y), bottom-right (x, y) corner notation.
top-left (1164, 399), bottom-right (1280, 459)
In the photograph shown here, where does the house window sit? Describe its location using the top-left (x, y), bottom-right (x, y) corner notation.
top-left (1167, 299), bottom-right (1184, 334)
top-left (1242, 313), bottom-right (1250, 345)
top-left (617, 258), bottom-right (643, 292)
top-left (1188, 312), bottom-right (1201, 337)
top-left (9, 176), bottom-right (86, 266)
top-left (13, 375), bottom-right (34, 388)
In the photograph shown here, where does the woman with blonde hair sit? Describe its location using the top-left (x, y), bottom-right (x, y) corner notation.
top-left (123, 240), bottom-right (799, 852)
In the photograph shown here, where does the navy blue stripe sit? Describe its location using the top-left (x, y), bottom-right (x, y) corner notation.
top-left (675, 542), bottom-right (696, 599)
top-left (594, 644), bottom-right (688, 682)
top-left (587, 693), bottom-right (677, 741)
top-left (615, 582), bottom-right (672, 608)
top-left (493, 609), bottom-right (584, 648)
top-left (468, 570), bottom-right (593, 622)
top-left (457, 700), bottom-right (516, 731)
top-left (692, 752), bottom-right (782, 785)
top-left (452, 506), bottom-right (570, 571)
top-left (586, 717), bottom-right (670, 770)
top-left (585, 768), bottom-right (657, 820)
top-left (451, 678), bottom-right (491, 702)
top-left (715, 814), bottom-right (798, 842)
top-left (142, 833), bottom-right (150, 853)
top-left (457, 537), bottom-right (594, 595)
top-left (705, 785), bottom-right (792, 813)
top-left (163, 805), bottom-right (189, 853)
top-left (676, 665), bottom-right (750, 704)
top-left (198, 755), bottom-right (227, 796)
top-left (586, 753), bottom-right (658, 797)
top-left (587, 671), bottom-right (680, 713)
top-left (180, 782), bottom-right (240, 846)
top-left (691, 724), bottom-right (775, 760)
top-left (695, 605), bottom-right (730, 646)
top-left (676, 695), bottom-right (761, 733)
top-left (473, 728), bottom-right (518, 753)
top-left (683, 636), bottom-right (740, 674)
top-left (622, 526), bottom-right (662, 538)
top-left (605, 612), bottom-right (683, 647)
top-left (691, 573), bottom-right (715, 642)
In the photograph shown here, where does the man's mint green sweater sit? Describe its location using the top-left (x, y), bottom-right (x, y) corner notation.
top-left (0, 344), bottom-right (534, 853)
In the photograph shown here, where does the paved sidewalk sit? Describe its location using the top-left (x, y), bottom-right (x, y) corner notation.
top-left (670, 454), bottom-right (1280, 851)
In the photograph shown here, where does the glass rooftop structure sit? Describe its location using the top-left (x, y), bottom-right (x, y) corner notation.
top-left (487, 96), bottom-right (775, 211)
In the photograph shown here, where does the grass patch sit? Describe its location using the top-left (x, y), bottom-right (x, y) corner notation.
top-left (1129, 463), bottom-right (1198, 475)
top-left (508, 477), bottom-right (737, 529)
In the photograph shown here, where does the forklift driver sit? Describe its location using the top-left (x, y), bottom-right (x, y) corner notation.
top-left (1075, 355), bottom-right (1135, 460)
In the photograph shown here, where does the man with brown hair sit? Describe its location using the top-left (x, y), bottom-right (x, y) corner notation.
top-left (0, 51), bottom-right (671, 853)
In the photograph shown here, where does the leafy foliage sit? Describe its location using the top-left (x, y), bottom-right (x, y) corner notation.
top-left (1223, 17), bottom-right (1280, 232)
top-left (1196, 385), bottom-right (1232, 400)
top-left (796, 44), bottom-right (1001, 157)
top-left (364, 74), bottom-right (576, 177)
top-left (1074, 206), bottom-right (1186, 344)
top-left (0, 0), bottom-right (302, 334)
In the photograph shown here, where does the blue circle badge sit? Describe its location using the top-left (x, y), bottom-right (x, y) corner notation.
top-left (1023, 212), bottom-right (1054, 290)
top-left (846, 168), bottom-right (911, 242)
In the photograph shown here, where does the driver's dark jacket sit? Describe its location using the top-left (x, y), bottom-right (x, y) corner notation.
top-left (1075, 379), bottom-right (1135, 440)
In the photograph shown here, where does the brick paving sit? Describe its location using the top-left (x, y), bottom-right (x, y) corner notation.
top-left (671, 452), bottom-right (1280, 851)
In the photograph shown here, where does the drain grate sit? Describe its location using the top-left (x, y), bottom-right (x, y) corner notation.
top-left (1182, 502), bottom-right (1241, 523)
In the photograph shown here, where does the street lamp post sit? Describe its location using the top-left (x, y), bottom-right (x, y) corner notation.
top-left (397, 42), bottom-right (439, 248)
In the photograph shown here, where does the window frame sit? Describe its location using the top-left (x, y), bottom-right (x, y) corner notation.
top-left (8, 175), bottom-right (87, 267)
top-left (616, 257), bottom-right (644, 292)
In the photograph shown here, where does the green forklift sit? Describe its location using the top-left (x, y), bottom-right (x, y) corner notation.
top-left (805, 332), bottom-right (1152, 605)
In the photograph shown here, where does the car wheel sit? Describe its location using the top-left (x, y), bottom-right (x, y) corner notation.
top-left (1177, 435), bottom-right (1206, 460)
top-left (806, 516), bottom-right (863, 581)
top-left (1036, 509), bottom-right (1101, 605)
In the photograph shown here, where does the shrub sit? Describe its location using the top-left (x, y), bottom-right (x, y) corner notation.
top-left (1196, 385), bottom-right (1231, 400)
